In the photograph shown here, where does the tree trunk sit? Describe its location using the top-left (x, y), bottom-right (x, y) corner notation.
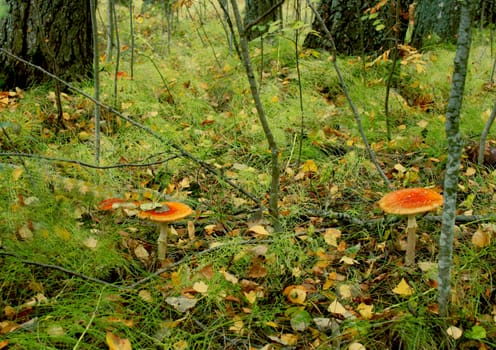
top-left (437, 0), bottom-right (476, 317)
top-left (410, 0), bottom-right (461, 47)
top-left (0, 0), bottom-right (93, 89)
top-left (304, 0), bottom-right (485, 54)
top-left (243, 0), bottom-right (282, 41)
top-left (304, 0), bottom-right (412, 55)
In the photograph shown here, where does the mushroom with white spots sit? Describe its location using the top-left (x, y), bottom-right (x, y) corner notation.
top-left (378, 188), bottom-right (443, 266)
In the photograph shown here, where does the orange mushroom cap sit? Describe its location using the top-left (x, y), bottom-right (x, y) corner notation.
top-left (378, 188), bottom-right (443, 215)
top-left (137, 201), bottom-right (193, 222)
top-left (98, 198), bottom-right (141, 211)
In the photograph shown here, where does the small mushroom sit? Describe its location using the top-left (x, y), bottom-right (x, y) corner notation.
top-left (378, 188), bottom-right (443, 266)
top-left (137, 201), bottom-right (193, 263)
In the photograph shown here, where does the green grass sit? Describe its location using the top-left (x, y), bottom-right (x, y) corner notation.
top-left (1, 2), bottom-right (496, 349)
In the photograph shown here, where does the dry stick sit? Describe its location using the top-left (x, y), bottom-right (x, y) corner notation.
top-left (230, 0), bottom-right (281, 228)
top-left (0, 152), bottom-right (179, 169)
top-left (0, 252), bottom-right (126, 289)
top-left (478, 99), bottom-right (496, 165)
top-left (305, 0), bottom-right (391, 188)
top-left (0, 48), bottom-right (262, 209)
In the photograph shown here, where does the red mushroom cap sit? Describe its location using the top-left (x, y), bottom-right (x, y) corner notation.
top-left (137, 201), bottom-right (193, 222)
top-left (378, 188), bottom-right (443, 215)
top-left (98, 198), bottom-right (140, 211)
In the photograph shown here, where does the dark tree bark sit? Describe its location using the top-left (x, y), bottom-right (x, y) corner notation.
top-left (243, 0), bottom-right (282, 41)
top-left (0, 0), bottom-right (93, 89)
top-left (304, 0), bottom-right (487, 54)
top-left (410, 0), bottom-right (461, 47)
top-left (304, 0), bottom-right (412, 55)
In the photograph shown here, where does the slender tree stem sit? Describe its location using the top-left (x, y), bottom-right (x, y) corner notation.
top-left (438, 0), bottom-right (475, 317)
top-left (305, 0), bottom-right (390, 187)
top-left (230, 0), bottom-right (281, 228)
top-left (478, 100), bottom-right (496, 165)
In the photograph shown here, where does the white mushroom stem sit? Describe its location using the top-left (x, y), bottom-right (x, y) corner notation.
top-left (405, 215), bottom-right (418, 266)
top-left (157, 223), bottom-right (170, 262)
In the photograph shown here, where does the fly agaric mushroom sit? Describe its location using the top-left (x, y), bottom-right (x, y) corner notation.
top-left (378, 188), bottom-right (443, 266)
top-left (137, 201), bottom-right (193, 263)
top-left (99, 198), bottom-right (142, 210)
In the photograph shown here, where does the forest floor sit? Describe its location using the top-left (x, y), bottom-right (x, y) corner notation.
top-left (1, 2), bottom-right (496, 349)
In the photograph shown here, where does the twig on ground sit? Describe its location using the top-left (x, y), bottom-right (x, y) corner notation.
top-left (0, 252), bottom-right (126, 290)
top-left (0, 152), bottom-right (179, 169)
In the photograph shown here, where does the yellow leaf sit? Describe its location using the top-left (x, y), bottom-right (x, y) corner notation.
top-left (472, 228), bottom-right (491, 248)
top-left (12, 167), bottom-right (23, 181)
top-left (138, 290), bottom-right (154, 303)
top-left (173, 340), bottom-right (188, 350)
top-left (280, 333), bottom-right (298, 346)
top-left (323, 228), bottom-right (341, 247)
top-left (83, 237), bottom-right (98, 250)
top-left (55, 226), bottom-right (71, 241)
top-left (392, 278), bottom-right (414, 296)
top-left (106, 332), bottom-right (132, 350)
top-left (340, 256), bottom-right (358, 265)
top-left (356, 302), bottom-right (374, 320)
top-left (283, 285), bottom-right (307, 305)
top-left (328, 299), bottom-right (347, 315)
top-left (417, 119), bottom-right (428, 128)
top-left (244, 290), bottom-right (257, 304)
top-left (220, 268), bottom-right (238, 284)
top-left (348, 343), bottom-right (366, 350)
top-left (446, 325), bottom-right (463, 339)
top-left (302, 159), bottom-right (318, 173)
top-left (247, 225), bottom-right (270, 236)
top-left (271, 95), bottom-right (280, 103)
top-left (338, 284), bottom-right (352, 299)
top-left (192, 281), bottom-right (209, 294)
top-left (229, 315), bottom-right (244, 334)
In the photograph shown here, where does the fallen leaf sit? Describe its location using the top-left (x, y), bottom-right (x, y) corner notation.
top-left (446, 325), bottom-right (463, 339)
top-left (220, 269), bottom-right (239, 284)
top-left (192, 281), bottom-right (209, 294)
top-left (328, 299), bottom-right (347, 315)
top-left (348, 343), bottom-right (366, 350)
top-left (323, 228), bottom-right (341, 247)
top-left (356, 303), bottom-right (374, 320)
top-left (106, 332), bottom-right (132, 350)
top-left (173, 340), bottom-right (188, 350)
top-left (290, 309), bottom-right (312, 332)
top-left (283, 285), bottom-right (307, 305)
top-left (340, 256), bottom-right (358, 265)
top-left (165, 296), bottom-right (198, 313)
top-left (138, 290), bottom-right (154, 303)
top-left (229, 315), bottom-right (244, 334)
top-left (472, 228), bottom-right (491, 248)
top-left (83, 237), bottom-right (98, 250)
top-left (392, 278), bottom-right (414, 296)
top-left (301, 159), bottom-right (318, 173)
top-left (247, 225), bottom-right (270, 236)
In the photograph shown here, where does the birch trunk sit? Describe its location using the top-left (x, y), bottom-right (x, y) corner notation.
top-left (438, 0), bottom-right (475, 317)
